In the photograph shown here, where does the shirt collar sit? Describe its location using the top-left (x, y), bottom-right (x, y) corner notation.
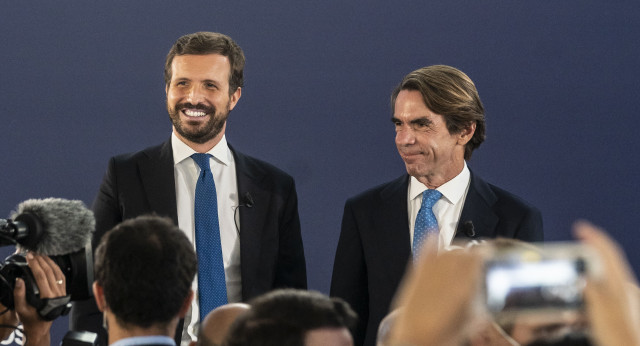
top-left (409, 162), bottom-right (471, 205)
top-left (110, 335), bottom-right (175, 346)
top-left (171, 132), bottom-right (232, 167)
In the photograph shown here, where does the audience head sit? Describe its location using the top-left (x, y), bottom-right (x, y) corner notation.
top-left (93, 215), bottom-right (197, 331)
top-left (224, 289), bottom-right (357, 346)
top-left (195, 303), bottom-right (250, 346)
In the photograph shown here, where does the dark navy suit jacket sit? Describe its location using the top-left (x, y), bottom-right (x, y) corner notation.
top-left (71, 139), bottom-right (307, 345)
top-left (330, 172), bottom-right (543, 346)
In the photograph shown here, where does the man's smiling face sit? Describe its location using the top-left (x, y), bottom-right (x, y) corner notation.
top-left (166, 54), bottom-right (240, 146)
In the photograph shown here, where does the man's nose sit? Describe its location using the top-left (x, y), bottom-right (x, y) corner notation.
top-left (396, 127), bottom-right (416, 145)
top-left (186, 85), bottom-right (205, 104)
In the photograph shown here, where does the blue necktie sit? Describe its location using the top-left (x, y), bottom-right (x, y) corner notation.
top-left (192, 153), bottom-right (227, 320)
top-left (413, 189), bottom-right (442, 260)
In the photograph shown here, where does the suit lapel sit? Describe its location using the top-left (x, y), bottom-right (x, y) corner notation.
top-left (138, 139), bottom-right (179, 225)
top-left (231, 147), bottom-right (270, 296)
top-left (376, 175), bottom-right (412, 268)
top-left (456, 171), bottom-right (499, 239)
top-left (232, 147), bottom-right (268, 239)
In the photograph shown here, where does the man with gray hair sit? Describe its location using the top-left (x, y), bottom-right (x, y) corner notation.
top-left (331, 65), bottom-right (543, 345)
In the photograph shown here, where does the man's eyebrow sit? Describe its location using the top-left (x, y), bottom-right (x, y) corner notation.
top-left (409, 116), bottom-right (432, 124)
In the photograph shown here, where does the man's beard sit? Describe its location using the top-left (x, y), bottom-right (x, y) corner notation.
top-left (168, 101), bottom-right (230, 144)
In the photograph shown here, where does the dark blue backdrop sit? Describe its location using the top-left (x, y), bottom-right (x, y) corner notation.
top-left (2, 1), bottom-right (639, 344)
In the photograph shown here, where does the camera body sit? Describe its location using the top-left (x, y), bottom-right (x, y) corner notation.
top-left (481, 242), bottom-right (601, 321)
top-left (0, 198), bottom-right (95, 322)
top-left (0, 245), bottom-right (93, 320)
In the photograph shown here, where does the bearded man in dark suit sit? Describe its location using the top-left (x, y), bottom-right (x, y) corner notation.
top-left (71, 32), bottom-right (306, 345)
top-left (330, 65), bottom-right (543, 346)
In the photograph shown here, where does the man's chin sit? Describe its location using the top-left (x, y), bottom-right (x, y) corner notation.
top-left (174, 126), bottom-right (218, 144)
top-left (171, 111), bottom-right (228, 145)
top-left (404, 164), bottom-right (429, 179)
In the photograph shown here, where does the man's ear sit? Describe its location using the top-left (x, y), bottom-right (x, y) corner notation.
top-left (458, 122), bottom-right (476, 145)
top-left (93, 282), bottom-right (106, 312)
top-left (228, 87), bottom-right (242, 111)
top-left (178, 290), bottom-right (195, 318)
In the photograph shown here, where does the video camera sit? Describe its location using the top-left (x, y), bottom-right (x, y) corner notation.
top-left (0, 198), bottom-right (95, 321)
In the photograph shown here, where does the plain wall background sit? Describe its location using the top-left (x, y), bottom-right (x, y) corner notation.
top-left (1, 1), bottom-right (639, 344)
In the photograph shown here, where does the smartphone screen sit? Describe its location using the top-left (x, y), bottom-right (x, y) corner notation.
top-left (485, 256), bottom-right (587, 314)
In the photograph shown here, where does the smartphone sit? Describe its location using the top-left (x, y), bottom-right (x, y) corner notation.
top-left (482, 242), bottom-right (599, 319)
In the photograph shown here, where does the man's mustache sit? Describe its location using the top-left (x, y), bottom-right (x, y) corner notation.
top-left (175, 102), bottom-right (216, 114)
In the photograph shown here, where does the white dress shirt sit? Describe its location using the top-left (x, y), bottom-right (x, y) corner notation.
top-left (172, 133), bottom-right (241, 343)
top-left (408, 162), bottom-right (471, 252)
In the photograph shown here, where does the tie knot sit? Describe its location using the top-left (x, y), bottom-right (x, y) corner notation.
top-left (192, 153), bottom-right (211, 171)
top-left (421, 189), bottom-right (442, 208)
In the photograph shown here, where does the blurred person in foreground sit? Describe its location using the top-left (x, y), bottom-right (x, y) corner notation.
top-left (93, 215), bottom-right (197, 345)
top-left (387, 221), bottom-right (640, 346)
top-left (224, 289), bottom-right (357, 346)
top-left (193, 303), bottom-right (250, 346)
top-left (377, 309), bottom-right (517, 346)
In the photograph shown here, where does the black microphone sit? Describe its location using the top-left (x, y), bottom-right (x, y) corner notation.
top-left (462, 220), bottom-right (475, 238)
top-left (0, 210), bottom-right (43, 249)
top-left (233, 192), bottom-right (254, 235)
top-left (2, 198), bottom-right (95, 255)
top-left (242, 192), bottom-right (254, 208)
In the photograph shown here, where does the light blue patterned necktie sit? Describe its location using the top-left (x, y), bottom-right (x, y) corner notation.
top-left (192, 153), bottom-right (227, 320)
top-left (413, 189), bottom-right (442, 260)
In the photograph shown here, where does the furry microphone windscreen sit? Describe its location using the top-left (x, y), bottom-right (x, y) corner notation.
top-left (11, 198), bottom-right (95, 255)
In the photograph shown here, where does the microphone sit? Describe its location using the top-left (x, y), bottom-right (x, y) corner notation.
top-left (462, 220), bottom-right (475, 238)
top-left (0, 198), bottom-right (96, 317)
top-left (2, 198), bottom-right (95, 255)
top-left (241, 192), bottom-right (254, 208)
top-left (233, 192), bottom-right (254, 235)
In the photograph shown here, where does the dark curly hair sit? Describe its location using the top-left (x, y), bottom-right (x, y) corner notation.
top-left (94, 215), bottom-right (197, 329)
